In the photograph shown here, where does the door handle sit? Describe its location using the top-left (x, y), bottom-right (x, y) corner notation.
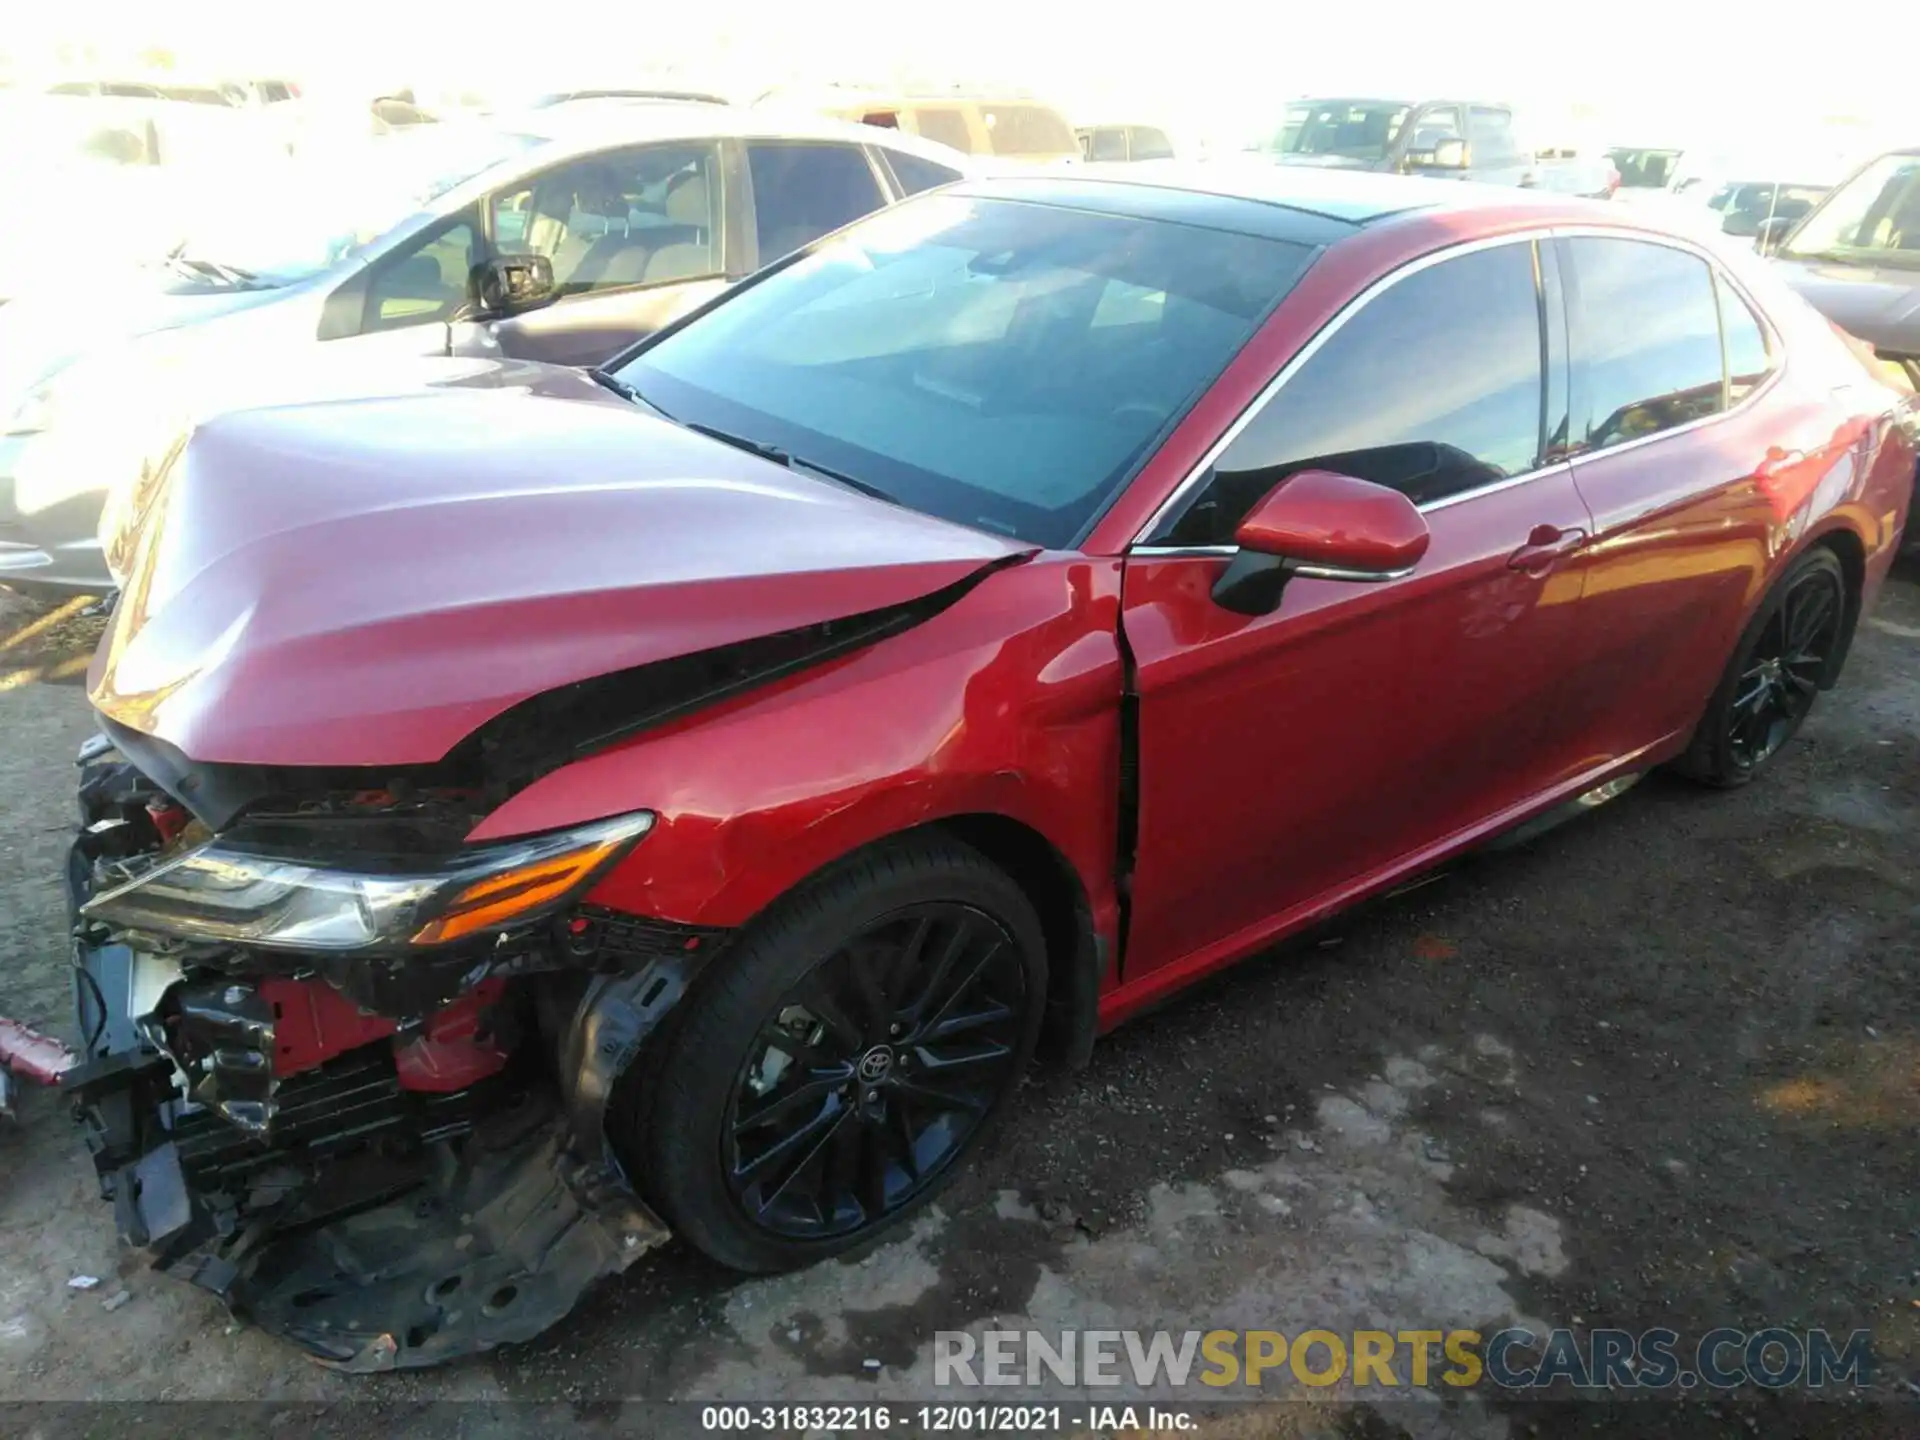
top-left (1506, 523), bottom-right (1589, 573)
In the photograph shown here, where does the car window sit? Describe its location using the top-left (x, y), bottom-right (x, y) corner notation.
top-left (911, 107), bottom-right (975, 154)
top-left (1130, 127), bottom-right (1175, 162)
top-left (492, 142), bottom-right (722, 296)
top-left (979, 104), bottom-right (1077, 158)
top-left (1085, 127), bottom-right (1128, 162)
top-left (748, 142), bottom-right (886, 262)
top-left (1467, 108), bottom-right (1519, 166)
top-left (1720, 278), bottom-right (1773, 404)
top-left (882, 148), bottom-right (963, 197)
top-left (362, 215), bottom-right (478, 332)
top-left (1566, 237), bottom-right (1724, 452)
top-left (1606, 148), bottom-right (1684, 189)
top-left (1266, 100), bottom-right (1410, 162)
top-left (1778, 153), bottom-right (1920, 265)
top-left (1406, 106), bottom-right (1465, 154)
top-left (616, 194), bottom-right (1314, 548)
top-left (1161, 241), bottom-right (1544, 547)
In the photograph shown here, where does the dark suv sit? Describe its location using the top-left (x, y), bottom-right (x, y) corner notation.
top-left (1253, 97), bottom-right (1534, 188)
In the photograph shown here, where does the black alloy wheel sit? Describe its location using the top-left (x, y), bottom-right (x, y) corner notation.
top-left (723, 903), bottom-right (1027, 1240)
top-left (1725, 564), bottom-right (1841, 768)
top-left (1676, 546), bottom-right (1848, 786)
top-left (619, 835), bottom-right (1047, 1273)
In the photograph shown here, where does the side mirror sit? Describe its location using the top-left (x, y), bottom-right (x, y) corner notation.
top-left (470, 254), bottom-right (555, 314)
top-left (1409, 137), bottom-right (1470, 170)
top-left (1753, 214), bottom-right (1796, 255)
top-left (1212, 470), bottom-right (1431, 615)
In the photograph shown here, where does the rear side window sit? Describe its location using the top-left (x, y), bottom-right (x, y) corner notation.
top-left (747, 142), bottom-right (886, 262)
top-left (1467, 107), bottom-right (1520, 165)
top-left (1085, 127), bottom-right (1127, 162)
top-left (911, 108), bottom-right (974, 153)
top-left (1164, 241), bottom-right (1544, 545)
top-left (1719, 279), bottom-right (1773, 404)
top-left (1566, 237), bottom-right (1724, 451)
top-left (980, 104), bottom-right (1077, 157)
top-left (883, 148), bottom-right (963, 197)
top-left (1130, 127), bottom-right (1175, 161)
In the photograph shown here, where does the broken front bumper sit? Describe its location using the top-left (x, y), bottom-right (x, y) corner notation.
top-left (62, 1041), bottom-right (665, 1371)
top-left (59, 749), bottom-right (711, 1372)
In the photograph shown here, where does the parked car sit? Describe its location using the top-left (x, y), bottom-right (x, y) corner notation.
top-left (1077, 122), bottom-right (1176, 163)
top-left (526, 88), bottom-right (730, 109)
top-left (1768, 146), bottom-right (1920, 387)
top-left (0, 106), bottom-right (972, 594)
top-left (1251, 97), bottom-right (1535, 187)
top-left (761, 87), bottom-right (1080, 165)
top-left (64, 166), bottom-right (1913, 1370)
top-left (1526, 145), bottom-right (1618, 200)
top-left (1606, 145), bottom-right (1686, 197)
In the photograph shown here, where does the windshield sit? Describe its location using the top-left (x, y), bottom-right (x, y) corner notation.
top-left (168, 125), bottom-right (544, 285)
top-left (613, 194), bottom-right (1314, 547)
top-left (1263, 101), bottom-right (1409, 161)
top-left (1779, 153), bottom-right (1920, 268)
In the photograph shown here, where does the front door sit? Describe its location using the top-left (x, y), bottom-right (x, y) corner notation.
top-left (1121, 236), bottom-right (1595, 984)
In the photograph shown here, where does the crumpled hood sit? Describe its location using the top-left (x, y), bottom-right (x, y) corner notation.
top-left (1774, 258), bottom-right (1920, 357)
top-left (89, 367), bottom-right (1031, 767)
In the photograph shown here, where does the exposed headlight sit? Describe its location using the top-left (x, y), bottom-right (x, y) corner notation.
top-left (82, 811), bottom-right (653, 952)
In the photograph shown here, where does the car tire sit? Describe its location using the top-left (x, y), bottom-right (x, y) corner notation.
top-left (1673, 545), bottom-right (1847, 788)
top-left (616, 834), bottom-right (1047, 1274)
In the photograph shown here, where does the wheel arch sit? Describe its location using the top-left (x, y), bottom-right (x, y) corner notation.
top-left (1802, 519), bottom-right (1867, 688)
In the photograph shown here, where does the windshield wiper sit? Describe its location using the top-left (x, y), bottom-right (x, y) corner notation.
top-left (682, 420), bottom-right (897, 505)
top-left (162, 251), bottom-right (261, 288)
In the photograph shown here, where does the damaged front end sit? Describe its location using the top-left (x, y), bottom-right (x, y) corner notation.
top-left (61, 738), bottom-right (712, 1372)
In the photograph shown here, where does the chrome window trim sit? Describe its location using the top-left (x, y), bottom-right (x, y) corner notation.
top-left (1130, 222), bottom-right (1786, 549)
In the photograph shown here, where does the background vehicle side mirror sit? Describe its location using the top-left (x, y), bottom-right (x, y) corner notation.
top-left (1752, 214), bottom-right (1796, 255)
top-left (471, 254), bottom-right (555, 314)
top-left (1212, 469), bottom-right (1431, 615)
top-left (1409, 137), bottom-right (1470, 171)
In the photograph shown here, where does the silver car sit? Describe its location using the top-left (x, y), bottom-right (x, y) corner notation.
top-left (0, 105), bottom-right (970, 594)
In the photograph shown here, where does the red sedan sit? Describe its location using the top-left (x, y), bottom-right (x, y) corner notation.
top-left (69, 166), bottom-right (1915, 1369)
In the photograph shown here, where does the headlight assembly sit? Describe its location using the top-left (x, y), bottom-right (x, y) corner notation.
top-left (82, 811), bottom-right (653, 952)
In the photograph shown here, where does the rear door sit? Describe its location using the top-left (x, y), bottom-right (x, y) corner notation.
top-left (1554, 233), bottom-right (1850, 763)
top-left (1121, 236), bottom-right (1594, 982)
top-left (477, 140), bottom-right (738, 367)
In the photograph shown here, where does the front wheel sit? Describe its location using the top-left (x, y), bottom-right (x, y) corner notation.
top-left (1673, 546), bottom-right (1847, 787)
top-left (618, 835), bottom-right (1047, 1273)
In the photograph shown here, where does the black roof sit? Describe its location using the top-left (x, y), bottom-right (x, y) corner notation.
top-left (958, 160), bottom-right (1562, 243)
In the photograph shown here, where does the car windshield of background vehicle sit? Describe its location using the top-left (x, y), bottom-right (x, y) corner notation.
top-left (1778, 154), bottom-right (1920, 268)
top-left (159, 125), bottom-right (545, 286)
top-left (1265, 101), bottom-right (1410, 161)
top-left (614, 194), bottom-right (1314, 546)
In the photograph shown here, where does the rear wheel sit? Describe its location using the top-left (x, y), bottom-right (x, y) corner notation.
top-left (620, 836), bottom-right (1046, 1273)
top-left (1674, 547), bottom-right (1847, 787)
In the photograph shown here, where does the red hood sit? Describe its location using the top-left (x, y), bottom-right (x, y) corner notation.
top-left (89, 363), bottom-right (1030, 766)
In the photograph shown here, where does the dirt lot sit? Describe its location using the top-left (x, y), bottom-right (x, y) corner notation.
top-left (0, 572), bottom-right (1916, 1438)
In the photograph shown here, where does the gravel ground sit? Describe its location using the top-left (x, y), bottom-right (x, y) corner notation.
top-left (0, 570), bottom-right (1915, 1439)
